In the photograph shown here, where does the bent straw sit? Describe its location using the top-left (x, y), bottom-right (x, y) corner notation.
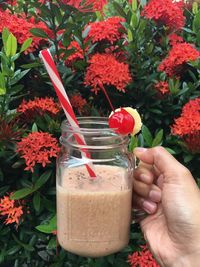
top-left (40, 49), bottom-right (96, 178)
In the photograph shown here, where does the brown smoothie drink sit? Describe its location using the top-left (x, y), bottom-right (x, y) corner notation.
top-left (57, 165), bottom-right (132, 257)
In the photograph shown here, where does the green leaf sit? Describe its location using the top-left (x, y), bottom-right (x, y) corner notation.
top-left (0, 248), bottom-right (6, 263)
top-left (11, 188), bottom-right (34, 200)
top-left (51, 4), bottom-right (62, 24)
top-left (33, 192), bottom-right (41, 212)
top-left (7, 246), bottom-right (20, 256)
top-left (82, 25), bottom-right (90, 39)
top-left (0, 88), bottom-right (6, 95)
top-left (149, 108), bottom-right (162, 114)
top-left (196, 29), bottom-right (200, 46)
top-left (36, 215), bottom-right (56, 234)
top-left (36, 225), bottom-right (55, 234)
top-left (152, 129), bottom-right (163, 147)
top-left (21, 62), bottom-right (41, 69)
top-left (128, 29), bottom-right (133, 42)
top-left (20, 38), bottom-right (32, 53)
top-left (107, 254), bottom-right (115, 264)
top-left (2, 28), bottom-right (10, 47)
top-left (182, 27), bottom-right (194, 34)
top-left (138, 133), bottom-right (144, 147)
top-left (5, 33), bottom-right (17, 57)
top-left (47, 237), bottom-right (57, 249)
top-left (49, 215), bottom-right (56, 226)
top-left (164, 147), bottom-right (176, 155)
top-left (30, 28), bottom-right (48, 38)
top-left (128, 136), bottom-right (138, 152)
top-left (43, 197), bottom-right (56, 212)
top-left (197, 178), bottom-right (200, 188)
top-left (32, 123), bottom-right (38, 133)
top-left (12, 234), bottom-right (34, 252)
top-left (193, 11), bottom-right (200, 33)
top-left (142, 125), bottom-right (153, 147)
top-left (130, 13), bottom-right (138, 28)
top-left (10, 69), bottom-right (30, 85)
top-left (184, 154), bottom-right (194, 163)
top-left (11, 53), bottom-right (20, 62)
top-left (34, 170), bottom-right (52, 190)
top-left (140, 0), bottom-right (147, 7)
top-left (132, 0), bottom-right (138, 11)
top-left (113, 1), bottom-right (127, 18)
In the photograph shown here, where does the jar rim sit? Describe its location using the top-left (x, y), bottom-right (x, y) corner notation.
top-left (61, 117), bottom-right (115, 134)
top-left (60, 117), bottom-right (129, 150)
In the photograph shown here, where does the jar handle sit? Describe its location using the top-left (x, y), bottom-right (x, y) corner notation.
top-left (127, 151), bottom-right (136, 170)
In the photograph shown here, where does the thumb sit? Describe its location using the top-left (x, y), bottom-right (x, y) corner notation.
top-left (134, 146), bottom-right (192, 184)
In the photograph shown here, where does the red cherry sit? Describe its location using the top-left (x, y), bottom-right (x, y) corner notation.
top-left (108, 108), bottom-right (135, 135)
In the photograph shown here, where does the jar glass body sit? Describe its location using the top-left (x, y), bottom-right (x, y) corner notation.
top-left (56, 117), bottom-right (134, 257)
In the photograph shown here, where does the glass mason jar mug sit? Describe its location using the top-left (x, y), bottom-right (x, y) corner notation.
top-left (56, 117), bottom-right (134, 258)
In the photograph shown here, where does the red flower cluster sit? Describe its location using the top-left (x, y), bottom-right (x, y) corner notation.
top-left (61, 0), bottom-right (107, 12)
top-left (128, 245), bottom-right (160, 267)
top-left (89, 0), bottom-right (107, 11)
top-left (0, 194), bottom-right (23, 225)
top-left (17, 97), bottom-right (60, 120)
top-left (142, 0), bottom-right (185, 31)
top-left (84, 53), bottom-right (132, 93)
top-left (17, 132), bottom-right (60, 172)
top-left (158, 42), bottom-right (200, 77)
top-left (172, 97), bottom-right (200, 152)
top-left (64, 41), bottom-right (84, 66)
top-left (0, 10), bottom-right (49, 53)
top-left (168, 33), bottom-right (184, 46)
top-left (86, 17), bottom-right (125, 44)
top-left (154, 81), bottom-right (170, 95)
top-left (3, 0), bottom-right (17, 6)
top-left (70, 94), bottom-right (87, 114)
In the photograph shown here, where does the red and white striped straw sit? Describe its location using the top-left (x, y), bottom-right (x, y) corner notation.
top-left (40, 49), bottom-right (96, 178)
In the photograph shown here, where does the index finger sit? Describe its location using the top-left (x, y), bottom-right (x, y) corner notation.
top-left (133, 146), bottom-right (187, 182)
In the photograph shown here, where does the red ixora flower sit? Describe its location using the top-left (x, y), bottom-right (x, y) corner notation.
top-left (86, 17), bottom-right (125, 44)
top-left (70, 94), bottom-right (87, 114)
top-left (84, 53), bottom-right (132, 93)
top-left (17, 97), bottom-right (60, 120)
top-left (63, 41), bottom-right (85, 66)
top-left (17, 132), bottom-right (60, 172)
top-left (154, 81), bottom-right (170, 96)
top-left (0, 193), bottom-right (24, 225)
top-left (0, 10), bottom-right (50, 53)
top-left (128, 245), bottom-right (160, 267)
top-left (168, 33), bottom-right (184, 46)
top-left (158, 42), bottom-right (200, 77)
top-left (60, 0), bottom-right (107, 12)
top-left (141, 0), bottom-right (185, 31)
top-left (171, 97), bottom-right (200, 152)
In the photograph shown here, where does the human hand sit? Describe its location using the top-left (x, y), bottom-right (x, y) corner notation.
top-left (133, 147), bottom-right (200, 267)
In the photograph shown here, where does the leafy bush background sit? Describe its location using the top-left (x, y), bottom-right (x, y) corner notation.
top-left (0, 0), bottom-right (199, 266)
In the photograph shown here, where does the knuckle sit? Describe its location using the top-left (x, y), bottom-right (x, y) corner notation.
top-left (181, 166), bottom-right (192, 177)
top-left (152, 146), bottom-right (165, 155)
top-left (133, 181), bottom-right (150, 197)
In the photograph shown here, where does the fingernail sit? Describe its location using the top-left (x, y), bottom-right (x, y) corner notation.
top-left (149, 190), bottom-right (161, 202)
top-left (140, 174), bottom-right (151, 184)
top-left (134, 147), bottom-right (147, 154)
top-left (143, 200), bottom-right (156, 214)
